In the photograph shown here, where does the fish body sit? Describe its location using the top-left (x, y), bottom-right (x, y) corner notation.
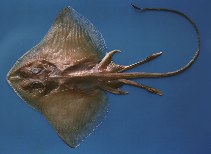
top-left (7, 5), bottom-right (200, 148)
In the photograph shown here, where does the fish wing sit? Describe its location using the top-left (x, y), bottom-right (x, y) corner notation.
top-left (40, 89), bottom-right (107, 148)
top-left (10, 6), bottom-right (107, 71)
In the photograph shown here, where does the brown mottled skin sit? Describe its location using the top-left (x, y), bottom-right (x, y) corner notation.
top-left (7, 4), bottom-right (200, 148)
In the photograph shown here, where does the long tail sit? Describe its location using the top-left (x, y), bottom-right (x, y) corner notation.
top-left (51, 5), bottom-right (200, 81)
top-left (127, 4), bottom-right (200, 78)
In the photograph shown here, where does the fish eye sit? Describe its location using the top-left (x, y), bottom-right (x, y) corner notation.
top-left (31, 81), bottom-right (44, 89)
top-left (31, 67), bottom-right (42, 75)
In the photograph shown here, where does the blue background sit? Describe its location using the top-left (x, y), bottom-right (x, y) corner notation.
top-left (0, 0), bottom-right (211, 154)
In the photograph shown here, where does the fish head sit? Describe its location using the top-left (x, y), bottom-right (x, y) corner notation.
top-left (7, 59), bottom-right (60, 109)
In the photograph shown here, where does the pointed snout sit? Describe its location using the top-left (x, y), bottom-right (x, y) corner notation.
top-left (7, 73), bottom-right (22, 82)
